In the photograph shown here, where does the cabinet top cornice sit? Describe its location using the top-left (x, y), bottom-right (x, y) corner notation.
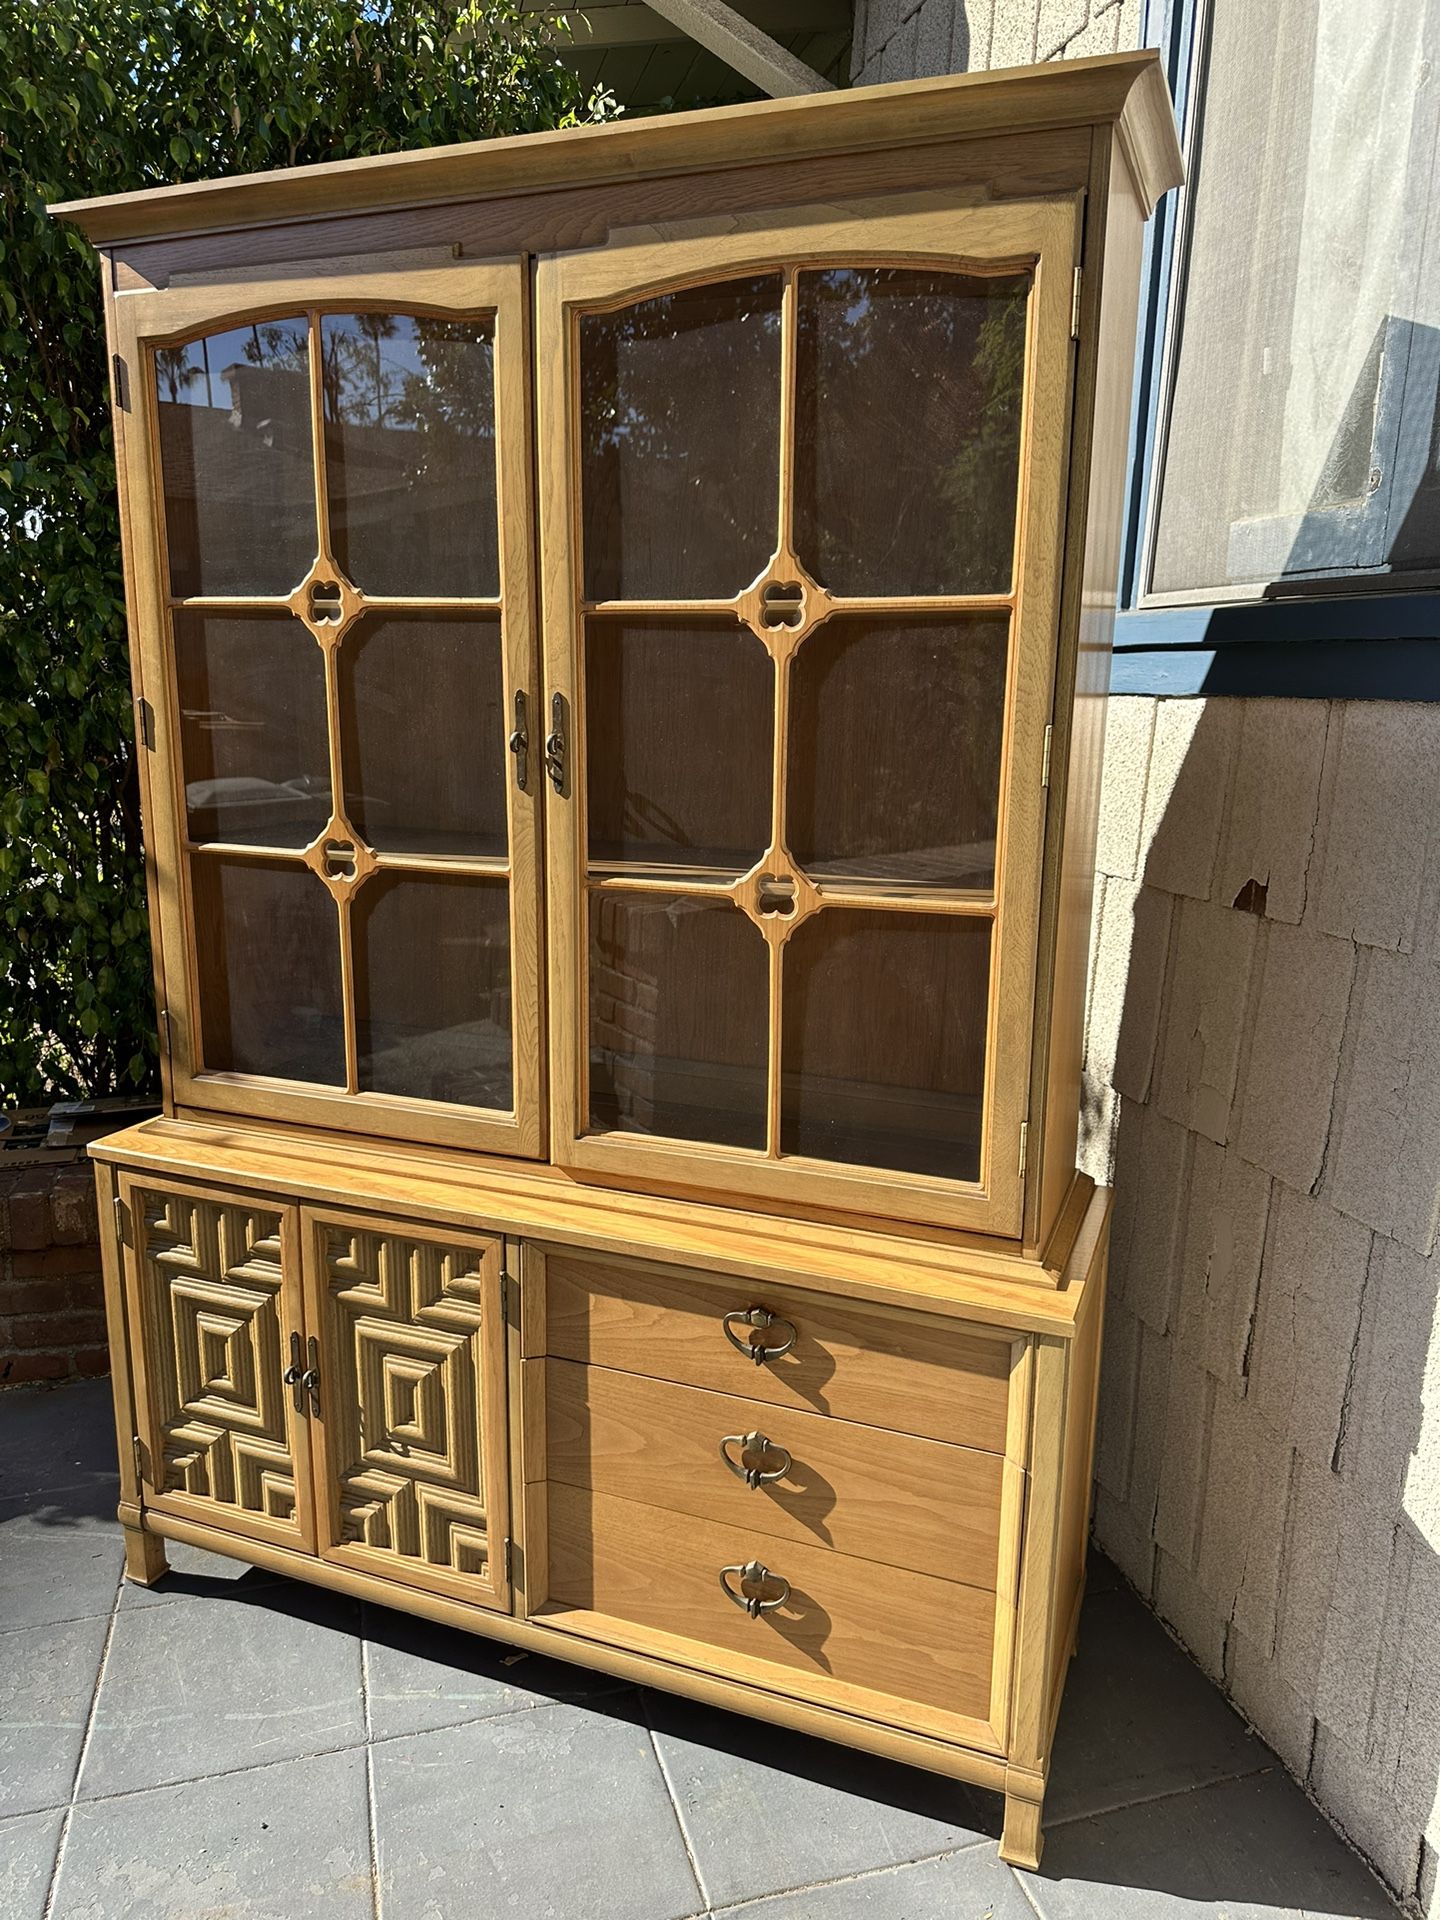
top-left (50, 51), bottom-right (1181, 248)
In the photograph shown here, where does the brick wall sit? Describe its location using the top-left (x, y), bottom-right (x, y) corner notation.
top-left (0, 1160), bottom-right (109, 1388)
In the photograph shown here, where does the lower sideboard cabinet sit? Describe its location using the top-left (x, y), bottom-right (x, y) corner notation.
top-left (94, 1137), bottom-right (1109, 1870)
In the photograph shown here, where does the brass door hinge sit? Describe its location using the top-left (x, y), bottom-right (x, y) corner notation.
top-left (134, 696), bottom-right (155, 750)
top-left (503, 1537), bottom-right (513, 1583)
top-left (1070, 267), bottom-right (1083, 340)
top-left (1040, 723), bottom-right (1053, 790)
top-left (158, 1007), bottom-right (171, 1050)
top-left (112, 1194), bottom-right (130, 1245)
top-left (112, 352), bottom-right (130, 411)
top-left (131, 1433), bottom-right (146, 1484)
top-left (1018, 1120), bottom-right (1030, 1182)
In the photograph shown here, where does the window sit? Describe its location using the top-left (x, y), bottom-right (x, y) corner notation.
top-left (1139, 0), bottom-right (1440, 607)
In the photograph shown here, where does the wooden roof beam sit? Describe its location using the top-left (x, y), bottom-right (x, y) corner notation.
top-left (641, 0), bottom-right (834, 94)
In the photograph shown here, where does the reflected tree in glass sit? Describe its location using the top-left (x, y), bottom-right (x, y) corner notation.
top-left (322, 312), bottom-right (498, 597)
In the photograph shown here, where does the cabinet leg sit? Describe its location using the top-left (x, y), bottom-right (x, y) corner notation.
top-left (1000, 1790), bottom-right (1044, 1871)
top-left (123, 1521), bottom-right (169, 1587)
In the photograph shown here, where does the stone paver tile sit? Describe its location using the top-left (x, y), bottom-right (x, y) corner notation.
top-left (0, 1382), bottom-right (118, 1504)
top-left (0, 1616), bottom-right (109, 1819)
top-left (0, 1808), bottom-right (64, 1920)
top-left (1025, 1770), bottom-right (1399, 1919)
top-left (370, 1699), bottom-right (700, 1920)
top-left (718, 1846), bottom-right (1031, 1917)
top-left (1048, 1587), bottom-right (1267, 1824)
top-left (0, 1492), bottom-right (121, 1632)
top-left (645, 1692), bottom-right (990, 1911)
top-left (1085, 1549), bottom-right (1123, 1597)
top-left (79, 1582), bottom-right (364, 1800)
top-left (53, 1748), bottom-right (372, 1920)
top-left (117, 1538), bottom-right (287, 1611)
top-left (363, 1598), bottom-right (632, 1741)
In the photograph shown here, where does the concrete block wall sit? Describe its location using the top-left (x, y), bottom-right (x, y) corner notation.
top-left (850, 0), bottom-right (1142, 82)
top-left (1082, 697), bottom-right (1440, 1917)
top-left (850, 10), bottom-right (1440, 1911)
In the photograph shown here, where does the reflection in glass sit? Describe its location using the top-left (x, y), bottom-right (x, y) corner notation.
top-left (794, 269), bottom-right (1028, 597)
top-left (589, 893), bottom-right (767, 1148)
top-left (340, 614), bottom-right (507, 858)
top-left (174, 612), bottom-right (331, 848)
top-left (354, 875), bottom-right (512, 1110)
top-left (190, 856), bottom-right (344, 1085)
top-left (585, 618), bottom-right (772, 874)
top-left (157, 319), bottom-right (316, 598)
top-left (322, 313), bottom-right (498, 597)
top-left (788, 615), bottom-right (1008, 888)
top-left (781, 910), bottom-right (990, 1180)
top-left (580, 275), bottom-right (783, 602)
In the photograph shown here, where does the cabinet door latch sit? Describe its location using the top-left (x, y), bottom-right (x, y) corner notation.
top-left (545, 692), bottom-right (568, 794)
top-left (509, 690), bottom-right (529, 792)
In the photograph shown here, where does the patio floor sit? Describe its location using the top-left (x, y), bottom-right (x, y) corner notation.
top-left (0, 1379), bottom-right (1402, 1920)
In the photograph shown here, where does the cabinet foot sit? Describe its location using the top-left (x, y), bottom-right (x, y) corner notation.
top-left (123, 1522), bottom-right (169, 1586)
top-left (1000, 1791), bottom-right (1044, 1871)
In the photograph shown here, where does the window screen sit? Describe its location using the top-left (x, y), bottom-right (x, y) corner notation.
top-left (1149, 0), bottom-right (1440, 599)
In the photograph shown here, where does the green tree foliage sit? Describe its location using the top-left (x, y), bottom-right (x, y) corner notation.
top-left (0, 0), bottom-right (607, 1105)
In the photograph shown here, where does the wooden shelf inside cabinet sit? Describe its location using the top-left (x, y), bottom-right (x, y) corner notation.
top-left (60, 50), bottom-right (1180, 1875)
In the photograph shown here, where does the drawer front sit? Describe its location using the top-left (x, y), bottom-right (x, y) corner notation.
top-left (543, 1252), bottom-right (1014, 1453)
top-left (544, 1359), bottom-right (1004, 1585)
top-left (544, 1484), bottom-right (996, 1729)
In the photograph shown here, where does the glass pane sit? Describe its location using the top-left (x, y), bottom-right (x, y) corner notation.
top-left (174, 612), bottom-right (331, 848)
top-left (580, 275), bottom-right (783, 601)
top-left (781, 910), bottom-right (989, 1180)
top-left (321, 313), bottom-right (499, 598)
top-left (354, 875), bottom-right (512, 1110)
top-left (157, 319), bottom-right (315, 599)
top-left (788, 614), bottom-right (1008, 889)
top-left (793, 269), bottom-right (1028, 597)
top-left (1150, 0), bottom-right (1440, 592)
top-left (586, 617), bottom-right (772, 875)
top-left (340, 614), bottom-right (507, 859)
top-left (589, 893), bottom-right (767, 1148)
top-left (190, 856), bottom-right (344, 1085)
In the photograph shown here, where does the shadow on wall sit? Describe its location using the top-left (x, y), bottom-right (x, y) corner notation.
top-left (1081, 678), bottom-right (1440, 1913)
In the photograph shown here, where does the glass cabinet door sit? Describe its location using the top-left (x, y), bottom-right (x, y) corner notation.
top-left (539, 198), bottom-right (1079, 1233)
top-left (115, 262), bottom-right (542, 1154)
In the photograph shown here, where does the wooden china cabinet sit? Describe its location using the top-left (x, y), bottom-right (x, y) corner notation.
top-left (54, 53), bottom-right (1180, 1866)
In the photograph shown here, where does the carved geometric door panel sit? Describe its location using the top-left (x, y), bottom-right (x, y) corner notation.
top-left (301, 1209), bottom-right (511, 1610)
top-left (120, 1174), bottom-right (315, 1552)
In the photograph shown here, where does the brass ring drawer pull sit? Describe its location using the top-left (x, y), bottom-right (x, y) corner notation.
top-left (722, 1306), bottom-right (797, 1365)
top-left (719, 1559), bottom-right (791, 1618)
top-left (719, 1430), bottom-right (793, 1488)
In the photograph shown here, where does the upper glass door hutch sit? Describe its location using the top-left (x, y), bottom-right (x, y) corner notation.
top-left (113, 200), bottom-right (1080, 1238)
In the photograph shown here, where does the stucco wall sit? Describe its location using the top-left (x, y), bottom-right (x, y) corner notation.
top-left (852, 9), bottom-right (1440, 1915)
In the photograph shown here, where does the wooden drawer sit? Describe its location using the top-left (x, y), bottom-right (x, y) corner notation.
top-left (543, 1359), bottom-right (1004, 1586)
top-left (542, 1251), bottom-right (1015, 1453)
top-left (543, 1484), bottom-right (996, 1731)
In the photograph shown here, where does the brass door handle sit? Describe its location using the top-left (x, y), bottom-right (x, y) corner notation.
top-left (719, 1430), bottom-right (793, 1488)
top-left (509, 689), bottom-right (529, 791)
top-left (722, 1306), bottom-right (796, 1366)
top-left (545, 691), bottom-right (567, 793)
top-left (284, 1331), bottom-right (305, 1413)
top-left (719, 1559), bottom-right (791, 1618)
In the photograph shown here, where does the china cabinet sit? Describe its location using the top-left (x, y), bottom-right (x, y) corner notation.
top-left (54, 50), bottom-right (1181, 1866)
